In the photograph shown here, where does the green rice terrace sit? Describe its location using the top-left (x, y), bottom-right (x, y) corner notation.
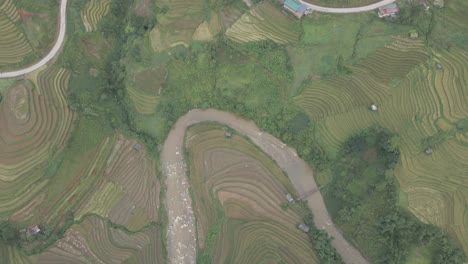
top-left (0, 0), bottom-right (466, 263)
top-left (0, 0), bottom-right (59, 71)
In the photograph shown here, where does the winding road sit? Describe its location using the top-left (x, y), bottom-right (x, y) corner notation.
top-left (300, 0), bottom-right (395, 13)
top-left (0, 0), bottom-right (68, 78)
top-left (161, 109), bottom-right (369, 264)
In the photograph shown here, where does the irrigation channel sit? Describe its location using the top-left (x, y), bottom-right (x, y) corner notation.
top-left (161, 109), bottom-right (369, 264)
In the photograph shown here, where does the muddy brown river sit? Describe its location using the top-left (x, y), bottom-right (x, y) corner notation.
top-left (161, 109), bottom-right (368, 264)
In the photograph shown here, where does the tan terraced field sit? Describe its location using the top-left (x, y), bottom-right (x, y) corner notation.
top-left (186, 124), bottom-right (319, 263)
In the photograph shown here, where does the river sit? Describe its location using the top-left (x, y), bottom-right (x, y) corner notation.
top-left (161, 109), bottom-right (368, 264)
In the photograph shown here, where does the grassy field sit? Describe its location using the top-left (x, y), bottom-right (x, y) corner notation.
top-left (186, 124), bottom-right (319, 263)
top-left (287, 12), bottom-right (411, 95)
top-left (127, 67), bottom-right (166, 114)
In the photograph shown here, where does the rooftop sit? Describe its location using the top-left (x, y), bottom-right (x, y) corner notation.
top-left (298, 223), bottom-right (310, 233)
top-left (284, 0), bottom-right (304, 12)
top-left (379, 3), bottom-right (399, 14)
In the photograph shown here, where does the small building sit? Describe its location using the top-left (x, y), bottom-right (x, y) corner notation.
top-left (286, 193), bottom-right (294, 203)
top-left (298, 223), bottom-right (310, 233)
top-left (370, 104), bottom-right (378, 111)
top-left (378, 3), bottom-right (400, 18)
top-left (24, 225), bottom-right (41, 236)
top-left (284, 0), bottom-right (307, 18)
top-left (134, 143), bottom-right (142, 151)
top-left (409, 30), bottom-right (419, 39)
top-left (435, 63), bottom-right (443, 70)
top-left (425, 147), bottom-right (433, 155)
top-left (225, 130), bottom-right (232, 138)
top-left (433, 0), bottom-right (444, 8)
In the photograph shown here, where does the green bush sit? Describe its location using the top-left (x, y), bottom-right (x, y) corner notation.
top-left (0, 221), bottom-right (18, 244)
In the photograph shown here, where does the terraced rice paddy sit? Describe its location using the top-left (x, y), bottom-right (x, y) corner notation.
top-left (151, 0), bottom-right (222, 52)
top-left (127, 68), bottom-right (166, 114)
top-left (0, 66), bottom-right (74, 221)
top-left (37, 216), bottom-right (163, 263)
top-left (81, 0), bottom-right (111, 32)
top-left (296, 39), bottom-right (468, 253)
top-left (82, 134), bottom-right (160, 229)
top-left (0, 0), bottom-right (33, 66)
top-left (186, 124), bottom-right (319, 263)
top-left (34, 133), bottom-right (164, 263)
top-left (226, 1), bottom-right (302, 44)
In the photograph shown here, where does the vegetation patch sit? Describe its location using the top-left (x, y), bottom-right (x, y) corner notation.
top-left (323, 127), bottom-right (465, 263)
top-left (296, 44), bottom-right (468, 255)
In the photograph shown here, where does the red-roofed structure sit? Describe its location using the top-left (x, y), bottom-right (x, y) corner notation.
top-left (378, 3), bottom-right (400, 17)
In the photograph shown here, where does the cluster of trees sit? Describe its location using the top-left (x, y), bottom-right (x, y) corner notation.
top-left (0, 221), bottom-right (18, 244)
top-left (421, 129), bottom-right (454, 150)
top-left (302, 210), bottom-right (343, 264)
top-left (325, 127), bottom-right (465, 263)
top-left (20, 212), bottom-right (74, 255)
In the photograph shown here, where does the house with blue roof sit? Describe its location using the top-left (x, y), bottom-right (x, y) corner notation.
top-left (284, 0), bottom-right (307, 18)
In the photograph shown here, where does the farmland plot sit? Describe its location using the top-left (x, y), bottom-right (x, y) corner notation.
top-left (0, 0), bottom-right (33, 66)
top-left (81, 0), bottom-right (111, 32)
top-left (186, 124), bottom-right (319, 263)
top-left (127, 68), bottom-right (167, 114)
top-left (77, 133), bottom-right (161, 230)
top-left (36, 133), bottom-right (164, 263)
top-left (296, 41), bottom-right (468, 253)
top-left (0, 66), bottom-right (74, 220)
top-left (37, 216), bottom-right (164, 263)
top-left (151, 0), bottom-right (222, 52)
top-left (226, 1), bottom-right (302, 44)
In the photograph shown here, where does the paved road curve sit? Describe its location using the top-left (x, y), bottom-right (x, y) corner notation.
top-left (0, 0), bottom-right (68, 78)
top-left (300, 0), bottom-right (395, 13)
top-left (161, 109), bottom-right (369, 264)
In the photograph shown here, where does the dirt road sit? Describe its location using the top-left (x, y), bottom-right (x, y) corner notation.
top-left (161, 109), bottom-right (369, 264)
top-left (0, 0), bottom-right (67, 78)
